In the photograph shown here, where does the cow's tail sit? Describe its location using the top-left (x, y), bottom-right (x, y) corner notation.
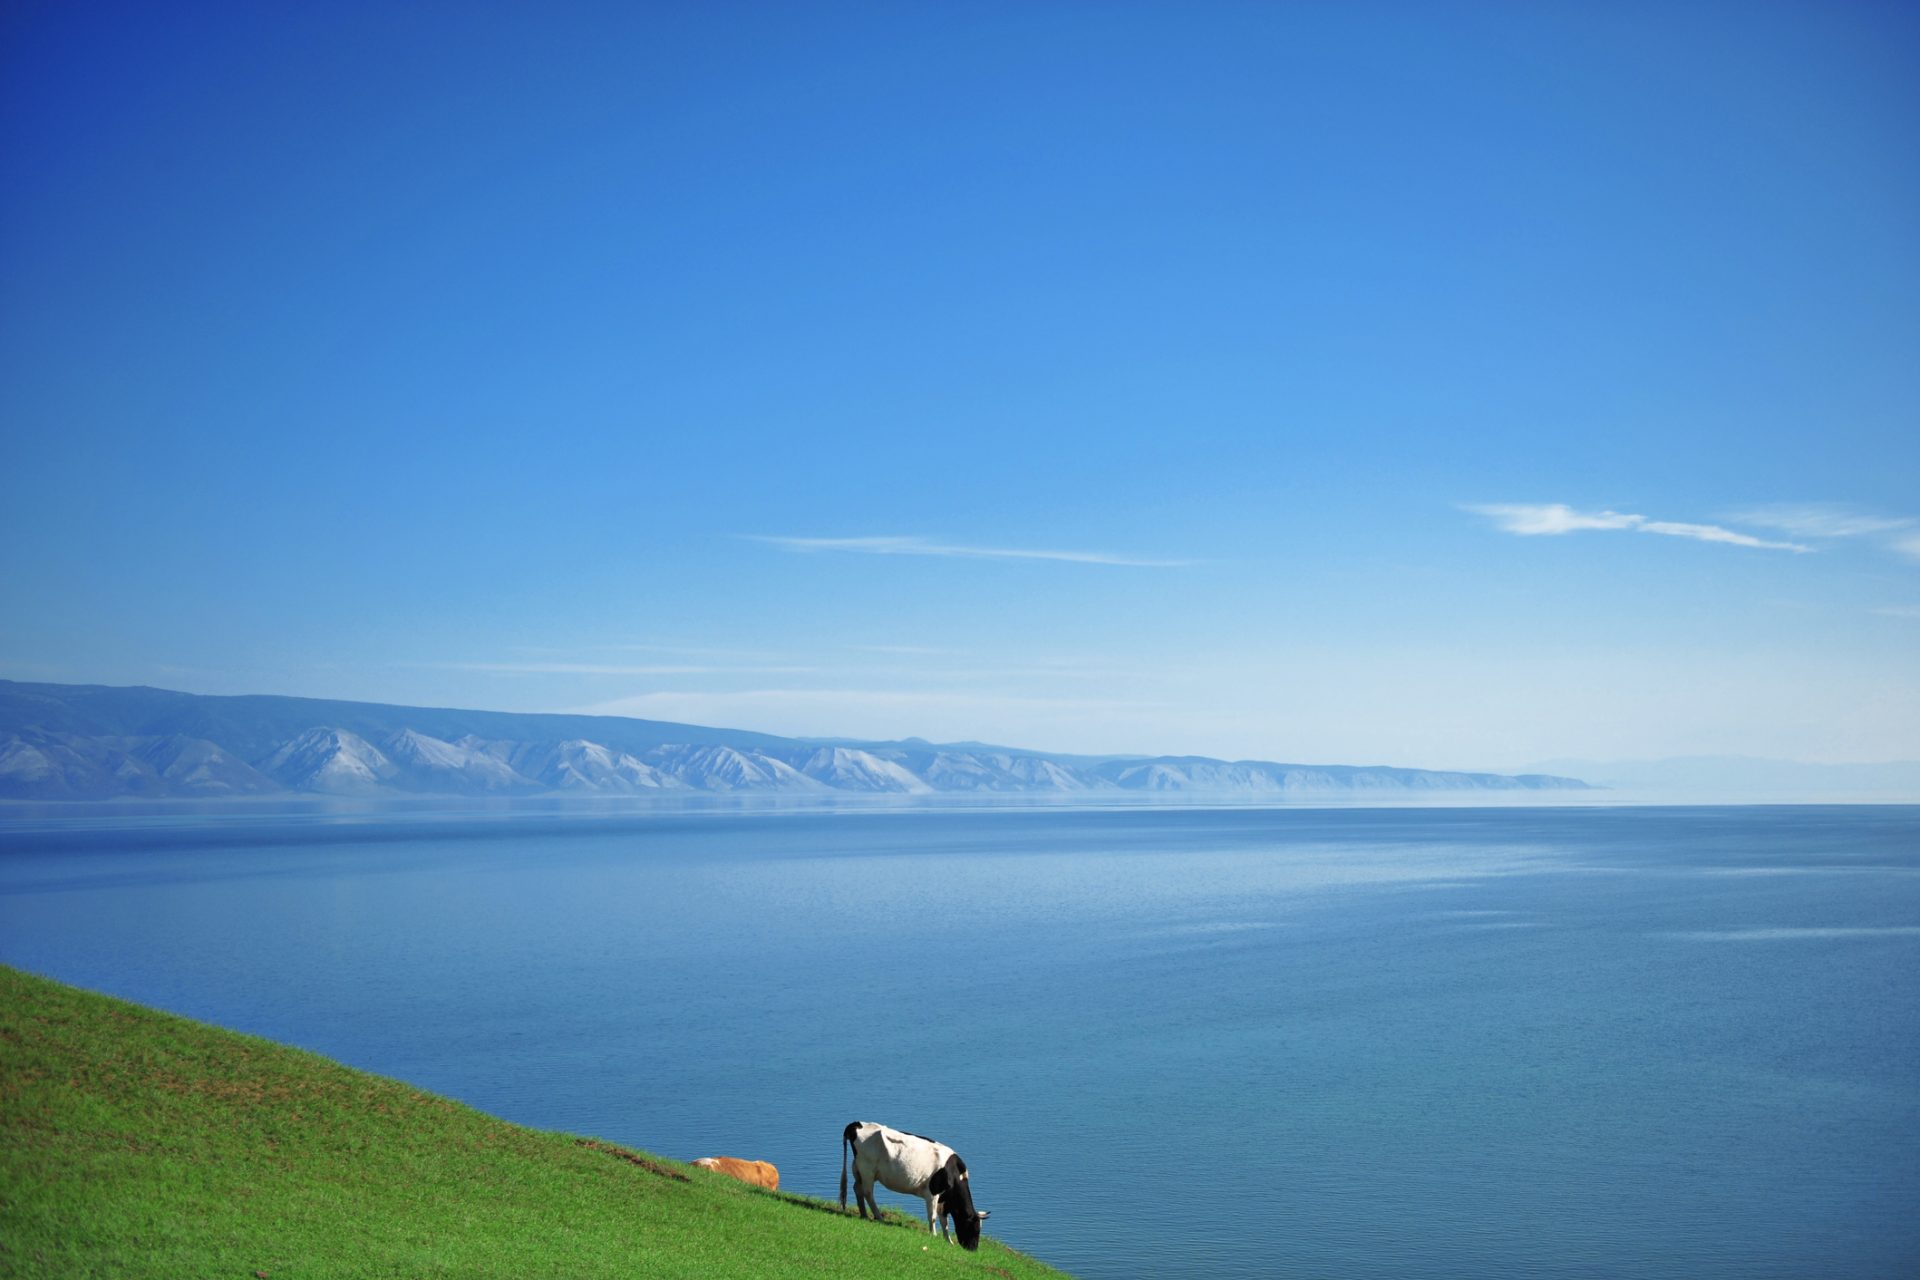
top-left (840, 1121), bottom-right (858, 1210)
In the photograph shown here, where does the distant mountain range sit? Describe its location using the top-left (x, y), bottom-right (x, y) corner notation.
top-left (0, 680), bottom-right (1592, 801)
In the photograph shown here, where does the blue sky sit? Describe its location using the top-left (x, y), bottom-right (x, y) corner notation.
top-left (3, 1), bottom-right (1916, 769)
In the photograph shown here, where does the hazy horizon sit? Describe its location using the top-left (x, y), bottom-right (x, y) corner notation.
top-left (4, 4), bottom-right (1916, 772)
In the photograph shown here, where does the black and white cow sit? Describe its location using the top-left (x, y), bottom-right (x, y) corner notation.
top-left (839, 1121), bottom-right (990, 1250)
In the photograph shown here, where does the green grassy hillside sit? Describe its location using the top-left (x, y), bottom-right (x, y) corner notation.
top-left (0, 966), bottom-right (1072, 1279)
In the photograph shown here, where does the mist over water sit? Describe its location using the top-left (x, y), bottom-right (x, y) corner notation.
top-left (2, 804), bottom-right (1915, 1278)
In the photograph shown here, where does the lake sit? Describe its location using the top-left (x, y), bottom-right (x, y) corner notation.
top-left (1, 801), bottom-right (1915, 1278)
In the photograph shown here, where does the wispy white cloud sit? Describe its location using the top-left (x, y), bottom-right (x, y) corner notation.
top-left (1728, 503), bottom-right (1920, 565)
top-left (1635, 519), bottom-right (1807, 550)
top-left (569, 687), bottom-right (1162, 746)
top-left (421, 662), bottom-right (819, 676)
top-left (1727, 503), bottom-right (1917, 540)
top-left (577, 688), bottom-right (1143, 715)
top-left (1873, 606), bottom-right (1920, 620)
top-left (1464, 504), bottom-right (1811, 552)
top-left (416, 656), bottom-right (1148, 693)
top-left (1464, 504), bottom-right (1643, 536)
top-left (600, 643), bottom-right (792, 660)
top-left (742, 534), bottom-right (1192, 567)
top-left (848, 643), bottom-right (965, 656)
top-left (502, 643), bottom-right (792, 662)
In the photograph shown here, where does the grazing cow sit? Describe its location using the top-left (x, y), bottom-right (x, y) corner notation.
top-left (691, 1156), bottom-right (779, 1191)
top-left (839, 1121), bottom-right (990, 1250)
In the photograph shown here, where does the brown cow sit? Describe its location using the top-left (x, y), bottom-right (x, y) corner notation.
top-left (692, 1156), bottom-right (779, 1190)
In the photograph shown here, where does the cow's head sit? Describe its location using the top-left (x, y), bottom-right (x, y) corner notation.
top-left (929, 1153), bottom-right (990, 1251)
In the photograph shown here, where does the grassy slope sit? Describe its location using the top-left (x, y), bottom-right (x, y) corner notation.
top-left (0, 967), bottom-right (1071, 1279)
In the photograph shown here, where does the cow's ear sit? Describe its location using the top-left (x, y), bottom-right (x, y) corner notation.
top-left (928, 1167), bottom-right (950, 1196)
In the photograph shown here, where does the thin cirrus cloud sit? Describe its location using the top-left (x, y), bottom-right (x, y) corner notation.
top-left (741, 534), bottom-right (1192, 568)
top-left (423, 662), bottom-right (820, 676)
top-left (1464, 504), bottom-right (1813, 552)
top-left (1729, 504), bottom-right (1920, 563)
top-left (1727, 503), bottom-right (1915, 539)
top-left (571, 687), bottom-right (1157, 737)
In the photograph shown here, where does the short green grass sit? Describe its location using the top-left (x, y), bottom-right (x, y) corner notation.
top-left (0, 966), bottom-right (1073, 1279)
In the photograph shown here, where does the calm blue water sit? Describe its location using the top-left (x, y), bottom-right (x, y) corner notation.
top-left (1, 802), bottom-right (1915, 1278)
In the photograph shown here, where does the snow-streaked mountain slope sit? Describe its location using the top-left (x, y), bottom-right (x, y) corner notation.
top-left (502, 739), bottom-right (686, 792)
top-left (793, 746), bottom-right (931, 793)
top-left (0, 731), bottom-right (154, 799)
top-left (383, 729), bottom-right (535, 793)
top-left (130, 735), bottom-right (279, 795)
top-left (884, 749), bottom-right (1096, 791)
top-left (643, 744), bottom-right (827, 791)
top-left (259, 728), bottom-right (399, 794)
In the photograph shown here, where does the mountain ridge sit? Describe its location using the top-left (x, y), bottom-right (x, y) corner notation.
top-left (0, 680), bottom-right (1592, 800)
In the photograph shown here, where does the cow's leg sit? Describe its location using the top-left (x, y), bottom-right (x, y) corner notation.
top-left (856, 1175), bottom-right (879, 1221)
top-left (923, 1193), bottom-right (941, 1239)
